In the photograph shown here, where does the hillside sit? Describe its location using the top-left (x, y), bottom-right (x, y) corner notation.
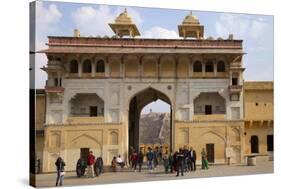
top-left (139, 112), bottom-right (170, 145)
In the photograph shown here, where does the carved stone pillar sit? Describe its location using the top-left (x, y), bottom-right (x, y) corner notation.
top-left (189, 56), bottom-right (193, 77)
top-left (175, 55), bottom-right (179, 79)
top-left (214, 59), bottom-right (218, 77)
top-left (105, 56), bottom-right (110, 77)
top-left (78, 62), bottom-right (82, 77)
top-left (120, 55), bottom-right (125, 78)
top-left (157, 55), bottom-right (161, 81)
top-left (91, 56), bottom-right (96, 77)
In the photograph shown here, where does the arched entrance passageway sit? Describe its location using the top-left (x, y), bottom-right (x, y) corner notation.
top-left (128, 87), bottom-right (172, 153)
top-left (250, 135), bottom-right (259, 153)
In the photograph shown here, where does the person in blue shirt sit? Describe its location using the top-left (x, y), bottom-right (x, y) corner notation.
top-left (146, 147), bottom-right (154, 171)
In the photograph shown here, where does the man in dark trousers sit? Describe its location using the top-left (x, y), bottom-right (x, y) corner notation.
top-left (183, 145), bottom-right (190, 173)
top-left (55, 157), bottom-right (66, 186)
top-left (153, 147), bottom-right (159, 169)
top-left (176, 148), bottom-right (185, 177)
top-left (146, 147), bottom-right (154, 171)
top-left (138, 148), bottom-right (144, 172)
top-left (189, 147), bottom-right (197, 171)
top-left (94, 157), bottom-right (103, 176)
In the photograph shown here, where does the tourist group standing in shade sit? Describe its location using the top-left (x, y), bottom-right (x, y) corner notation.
top-left (126, 145), bottom-right (209, 177)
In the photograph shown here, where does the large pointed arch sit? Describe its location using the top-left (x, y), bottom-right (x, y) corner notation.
top-left (128, 87), bottom-right (173, 154)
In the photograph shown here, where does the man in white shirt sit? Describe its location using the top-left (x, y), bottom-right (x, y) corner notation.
top-left (116, 155), bottom-right (125, 168)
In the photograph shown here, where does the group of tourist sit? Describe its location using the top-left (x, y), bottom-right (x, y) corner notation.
top-left (111, 145), bottom-right (209, 177)
top-left (54, 150), bottom-right (104, 186)
top-left (161, 146), bottom-right (198, 177)
top-left (129, 146), bottom-right (162, 172)
top-left (54, 146), bottom-right (209, 186)
top-left (77, 150), bottom-right (104, 178)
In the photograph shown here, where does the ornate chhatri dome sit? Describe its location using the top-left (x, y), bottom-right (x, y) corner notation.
top-left (178, 11), bottom-right (204, 39)
top-left (182, 11), bottom-right (200, 25)
top-left (115, 8), bottom-right (133, 24)
top-left (109, 8), bottom-right (140, 38)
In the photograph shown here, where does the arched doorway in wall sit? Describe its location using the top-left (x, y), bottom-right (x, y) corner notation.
top-left (250, 135), bottom-right (259, 153)
top-left (128, 88), bottom-right (172, 154)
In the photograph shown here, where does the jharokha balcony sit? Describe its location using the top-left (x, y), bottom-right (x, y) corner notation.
top-left (229, 85), bottom-right (242, 94)
top-left (45, 86), bottom-right (65, 93)
top-left (193, 114), bottom-right (226, 121)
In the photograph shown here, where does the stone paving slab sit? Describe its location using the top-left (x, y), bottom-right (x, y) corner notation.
top-left (35, 161), bottom-right (273, 188)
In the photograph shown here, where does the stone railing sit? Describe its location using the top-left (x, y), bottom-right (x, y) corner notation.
top-left (193, 114), bottom-right (226, 121)
top-left (67, 116), bottom-right (105, 124)
top-left (229, 85), bottom-right (242, 93)
top-left (45, 86), bottom-right (64, 93)
top-left (48, 36), bottom-right (243, 49)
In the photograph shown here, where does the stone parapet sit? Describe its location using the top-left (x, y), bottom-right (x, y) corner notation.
top-left (46, 36), bottom-right (242, 49)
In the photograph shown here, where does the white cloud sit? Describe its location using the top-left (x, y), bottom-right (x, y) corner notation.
top-left (215, 14), bottom-right (273, 81)
top-left (72, 5), bottom-right (142, 37)
top-left (72, 5), bottom-right (113, 36)
top-left (36, 1), bottom-right (62, 34)
top-left (143, 26), bottom-right (179, 39)
top-left (35, 1), bottom-right (62, 50)
top-left (35, 1), bottom-right (62, 88)
top-left (215, 14), bottom-right (267, 40)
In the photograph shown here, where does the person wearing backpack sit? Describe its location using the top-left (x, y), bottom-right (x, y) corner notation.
top-left (55, 157), bottom-right (66, 186)
top-left (146, 147), bottom-right (154, 171)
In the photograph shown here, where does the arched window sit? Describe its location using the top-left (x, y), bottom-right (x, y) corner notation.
top-left (83, 59), bottom-right (92, 73)
top-left (69, 59), bottom-right (78, 73)
top-left (96, 60), bottom-right (105, 73)
top-left (193, 61), bottom-right (202, 72)
top-left (251, 135), bottom-right (259, 153)
top-left (205, 60), bottom-right (214, 72)
top-left (232, 72), bottom-right (239, 85)
top-left (217, 61), bottom-right (225, 72)
top-left (109, 131), bottom-right (118, 145)
top-left (55, 57), bottom-right (61, 61)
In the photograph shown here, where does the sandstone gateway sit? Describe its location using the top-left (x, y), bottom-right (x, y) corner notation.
top-left (37, 10), bottom-right (273, 172)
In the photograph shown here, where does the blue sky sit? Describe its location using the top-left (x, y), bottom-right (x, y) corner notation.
top-left (35, 0), bottom-right (274, 113)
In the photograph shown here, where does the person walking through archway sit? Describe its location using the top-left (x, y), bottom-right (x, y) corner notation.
top-left (153, 147), bottom-right (159, 169)
top-left (130, 150), bottom-right (138, 172)
top-left (163, 150), bottom-right (170, 174)
top-left (138, 148), bottom-right (144, 172)
top-left (146, 147), bottom-right (154, 172)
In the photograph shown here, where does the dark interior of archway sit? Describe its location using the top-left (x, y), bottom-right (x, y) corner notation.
top-left (128, 88), bottom-right (172, 154)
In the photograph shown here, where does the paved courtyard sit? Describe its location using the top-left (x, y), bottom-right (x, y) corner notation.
top-left (35, 160), bottom-right (273, 187)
